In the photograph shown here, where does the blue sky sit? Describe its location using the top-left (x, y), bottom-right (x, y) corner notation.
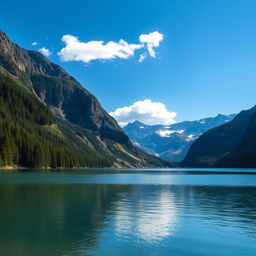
top-left (1, 0), bottom-right (256, 124)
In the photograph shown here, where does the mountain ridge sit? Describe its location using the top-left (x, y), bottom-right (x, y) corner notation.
top-left (0, 30), bottom-right (171, 168)
top-left (181, 105), bottom-right (256, 167)
top-left (123, 113), bottom-right (236, 162)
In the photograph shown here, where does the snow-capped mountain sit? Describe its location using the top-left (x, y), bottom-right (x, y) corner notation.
top-left (123, 114), bottom-right (236, 162)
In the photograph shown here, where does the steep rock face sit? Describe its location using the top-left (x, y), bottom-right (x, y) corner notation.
top-left (30, 74), bottom-right (128, 144)
top-left (0, 30), bottom-right (169, 168)
top-left (0, 31), bottom-right (71, 80)
top-left (0, 30), bottom-right (125, 142)
top-left (182, 106), bottom-right (256, 167)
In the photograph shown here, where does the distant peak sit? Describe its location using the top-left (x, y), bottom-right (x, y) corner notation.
top-left (131, 120), bottom-right (149, 127)
top-left (133, 120), bottom-right (145, 125)
top-left (215, 113), bottom-right (236, 120)
top-left (123, 120), bottom-right (146, 129)
top-left (215, 113), bottom-right (232, 119)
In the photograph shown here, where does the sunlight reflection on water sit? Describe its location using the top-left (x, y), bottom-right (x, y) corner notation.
top-left (114, 189), bottom-right (177, 242)
top-left (0, 171), bottom-right (256, 256)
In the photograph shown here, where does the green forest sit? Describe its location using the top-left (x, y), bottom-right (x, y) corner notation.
top-left (0, 29), bottom-right (170, 169)
top-left (0, 72), bottom-right (80, 168)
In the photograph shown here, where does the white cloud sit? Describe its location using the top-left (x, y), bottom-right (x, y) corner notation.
top-left (109, 99), bottom-right (176, 127)
top-left (32, 42), bottom-right (38, 46)
top-left (138, 53), bottom-right (147, 62)
top-left (58, 35), bottom-right (142, 63)
top-left (39, 47), bottom-right (52, 57)
top-left (58, 31), bottom-right (164, 63)
top-left (139, 31), bottom-right (164, 58)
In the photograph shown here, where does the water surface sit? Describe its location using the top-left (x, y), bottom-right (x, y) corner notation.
top-left (0, 168), bottom-right (256, 256)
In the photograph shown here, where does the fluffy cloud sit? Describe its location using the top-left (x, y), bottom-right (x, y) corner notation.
top-left (58, 31), bottom-right (164, 63)
top-left (32, 42), bottom-right (38, 46)
top-left (39, 47), bottom-right (52, 57)
top-left (139, 31), bottom-right (164, 58)
top-left (58, 35), bottom-right (142, 63)
top-left (109, 99), bottom-right (176, 127)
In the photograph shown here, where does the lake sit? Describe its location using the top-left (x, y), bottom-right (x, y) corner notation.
top-left (0, 168), bottom-right (256, 256)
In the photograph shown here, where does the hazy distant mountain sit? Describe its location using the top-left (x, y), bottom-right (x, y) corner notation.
top-left (0, 30), bottom-right (170, 168)
top-left (123, 114), bottom-right (236, 162)
top-left (182, 106), bottom-right (256, 168)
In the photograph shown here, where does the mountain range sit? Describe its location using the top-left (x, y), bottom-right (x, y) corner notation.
top-left (1, 30), bottom-right (256, 169)
top-left (0, 30), bottom-right (170, 168)
top-left (182, 105), bottom-right (256, 168)
top-left (123, 114), bottom-right (236, 162)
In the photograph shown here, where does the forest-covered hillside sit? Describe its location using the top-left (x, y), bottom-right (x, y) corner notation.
top-left (0, 30), bottom-right (170, 168)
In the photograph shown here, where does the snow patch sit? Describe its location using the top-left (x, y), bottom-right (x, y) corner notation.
top-left (155, 129), bottom-right (184, 138)
top-left (186, 134), bottom-right (194, 141)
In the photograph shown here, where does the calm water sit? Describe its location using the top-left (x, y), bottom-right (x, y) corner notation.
top-left (0, 169), bottom-right (256, 256)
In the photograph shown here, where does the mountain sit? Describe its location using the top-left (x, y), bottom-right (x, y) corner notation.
top-left (182, 106), bottom-right (256, 167)
top-left (123, 114), bottom-right (236, 162)
top-left (0, 30), bottom-right (170, 168)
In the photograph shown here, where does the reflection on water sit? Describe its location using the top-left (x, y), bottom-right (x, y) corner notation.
top-left (114, 188), bottom-right (177, 242)
top-left (0, 172), bottom-right (256, 256)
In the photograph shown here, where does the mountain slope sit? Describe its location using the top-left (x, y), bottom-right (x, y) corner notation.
top-left (216, 108), bottom-right (256, 168)
top-left (181, 106), bottom-right (256, 167)
top-left (0, 67), bottom-right (80, 167)
top-left (123, 114), bottom-right (235, 162)
top-left (0, 30), bottom-right (170, 168)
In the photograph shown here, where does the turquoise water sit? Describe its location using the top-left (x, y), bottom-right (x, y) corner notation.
top-left (0, 169), bottom-right (256, 256)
